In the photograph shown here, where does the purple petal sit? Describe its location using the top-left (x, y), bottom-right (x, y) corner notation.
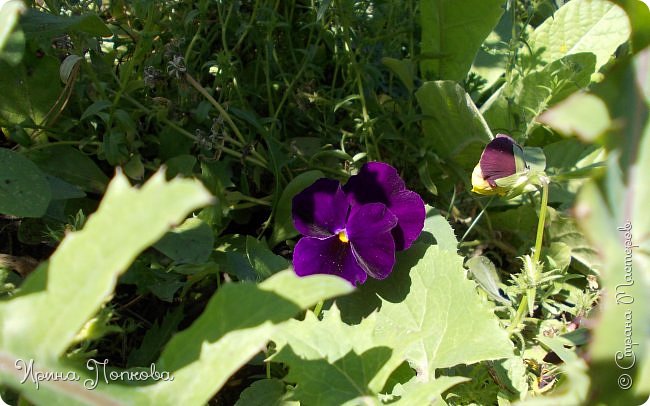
top-left (344, 162), bottom-right (425, 250)
top-left (292, 236), bottom-right (367, 285)
top-left (480, 135), bottom-right (517, 187)
top-left (292, 178), bottom-right (348, 238)
top-left (344, 162), bottom-right (406, 206)
top-left (386, 190), bottom-right (425, 250)
top-left (346, 203), bottom-right (397, 279)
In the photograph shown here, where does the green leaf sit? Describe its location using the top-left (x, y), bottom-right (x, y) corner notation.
top-left (470, 7), bottom-right (513, 90)
top-left (215, 235), bottom-right (288, 281)
top-left (0, 169), bottom-right (213, 361)
top-left (569, 48), bottom-right (650, 405)
top-left (80, 100), bottom-right (112, 121)
top-left (547, 208), bottom-right (601, 274)
top-left (418, 205), bottom-right (458, 252)
top-left (20, 9), bottom-right (112, 38)
top-left (416, 81), bottom-right (492, 169)
top-left (139, 271), bottom-right (352, 405)
top-left (127, 306), bottom-right (185, 368)
top-left (374, 245), bottom-right (514, 380)
top-left (45, 175), bottom-right (86, 200)
top-left (0, 148), bottom-right (51, 217)
top-left (611, 0), bottom-right (650, 52)
top-left (528, 0), bottom-right (631, 72)
top-left (490, 205), bottom-right (538, 248)
top-left (391, 376), bottom-right (469, 405)
top-left (538, 93), bottom-right (612, 142)
top-left (271, 306), bottom-right (395, 402)
top-left (276, 345), bottom-right (391, 405)
top-left (154, 217), bottom-right (215, 264)
top-left (483, 53), bottom-right (597, 134)
top-left (0, 27), bottom-right (25, 65)
top-left (165, 154), bottom-right (197, 178)
top-left (272, 246), bottom-right (513, 405)
top-left (382, 57), bottom-right (415, 93)
top-left (466, 256), bottom-right (509, 304)
top-left (26, 145), bottom-right (109, 193)
top-left (269, 170), bottom-right (324, 247)
top-left (236, 379), bottom-right (298, 406)
top-left (245, 236), bottom-right (288, 279)
top-left (0, 0), bottom-right (24, 53)
top-left (0, 54), bottom-right (60, 126)
top-left (420, 0), bottom-right (504, 82)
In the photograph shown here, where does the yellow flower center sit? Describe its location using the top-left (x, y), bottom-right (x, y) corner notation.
top-left (338, 230), bottom-right (349, 243)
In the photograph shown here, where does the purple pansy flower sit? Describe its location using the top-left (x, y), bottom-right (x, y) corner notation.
top-left (344, 162), bottom-right (425, 251)
top-left (291, 162), bottom-right (425, 285)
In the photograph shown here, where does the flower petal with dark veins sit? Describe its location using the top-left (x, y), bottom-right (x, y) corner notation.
top-left (292, 235), bottom-right (368, 285)
top-left (292, 178), bottom-right (348, 239)
top-left (346, 203), bottom-right (397, 280)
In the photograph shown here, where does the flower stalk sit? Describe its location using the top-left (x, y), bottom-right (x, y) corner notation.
top-left (507, 177), bottom-right (549, 335)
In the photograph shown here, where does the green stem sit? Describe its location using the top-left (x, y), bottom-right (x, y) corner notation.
top-left (460, 196), bottom-right (495, 242)
top-left (532, 179), bottom-right (549, 264)
top-left (312, 300), bottom-right (324, 318)
top-left (507, 179), bottom-right (549, 335)
top-left (184, 74), bottom-right (243, 144)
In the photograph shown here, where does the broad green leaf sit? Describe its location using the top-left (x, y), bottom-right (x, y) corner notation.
top-left (134, 271), bottom-right (352, 405)
top-left (165, 154), bottom-right (197, 178)
top-left (537, 93), bottom-right (612, 141)
top-left (391, 376), bottom-right (469, 405)
top-left (271, 306), bottom-right (395, 403)
top-left (418, 205), bottom-right (458, 252)
top-left (483, 53), bottom-right (596, 134)
top-left (491, 357), bottom-right (529, 400)
top-left (154, 217), bottom-right (214, 264)
top-left (0, 0), bottom-right (24, 53)
top-left (236, 379), bottom-right (298, 406)
top-left (20, 9), bottom-right (112, 38)
top-left (416, 81), bottom-right (492, 169)
top-left (245, 236), bottom-right (288, 279)
top-left (273, 245), bottom-right (513, 405)
top-left (276, 345), bottom-right (390, 405)
top-left (490, 205), bottom-right (538, 248)
top-left (0, 271), bottom-right (351, 405)
top-left (80, 100), bottom-right (112, 121)
top-left (420, 0), bottom-right (504, 82)
top-left (0, 170), bottom-right (213, 361)
top-left (0, 27), bottom-right (24, 65)
top-left (127, 306), bottom-right (184, 368)
top-left (45, 175), bottom-right (85, 200)
top-left (215, 234), bottom-right (288, 281)
top-left (528, 0), bottom-right (630, 72)
top-left (0, 54), bottom-right (60, 126)
top-left (611, 0), bottom-right (650, 52)
top-left (374, 245), bottom-right (514, 381)
top-left (547, 208), bottom-right (601, 274)
top-left (542, 139), bottom-right (605, 204)
top-left (269, 170), bottom-right (324, 247)
top-left (571, 48), bottom-right (649, 404)
top-left (382, 57), bottom-right (415, 93)
top-left (470, 7), bottom-right (513, 90)
top-left (26, 145), bottom-right (109, 193)
top-left (0, 148), bottom-right (50, 217)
